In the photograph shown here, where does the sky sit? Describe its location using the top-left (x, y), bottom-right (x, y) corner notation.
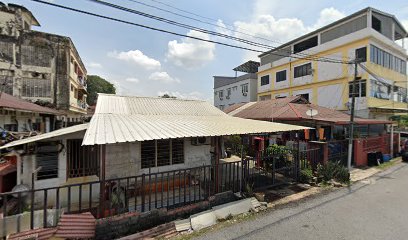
top-left (7, 0), bottom-right (408, 102)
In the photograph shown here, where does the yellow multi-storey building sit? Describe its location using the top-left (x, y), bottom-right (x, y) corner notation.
top-left (257, 7), bottom-right (407, 120)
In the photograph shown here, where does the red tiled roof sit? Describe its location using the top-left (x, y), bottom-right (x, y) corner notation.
top-left (228, 97), bottom-right (392, 125)
top-left (0, 160), bottom-right (16, 176)
top-left (0, 93), bottom-right (60, 115)
top-left (54, 212), bottom-right (96, 239)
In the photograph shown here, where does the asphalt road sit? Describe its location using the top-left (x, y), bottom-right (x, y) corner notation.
top-left (195, 162), bottom-right (408, 240)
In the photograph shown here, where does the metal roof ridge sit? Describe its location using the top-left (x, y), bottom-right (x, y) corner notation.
top-left (288, 103), bottom-right (303, 118)
top-left (97, 94), bottom-right (207, 102)
top-left (228, 102), bottom-right (256, 116)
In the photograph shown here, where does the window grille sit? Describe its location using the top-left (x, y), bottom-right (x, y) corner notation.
top-left (172, 139), bottom-right (184, 164)
top-left (67, 139), bottom-right (100, 178)
top-left (141, 140), bottom-right (155, 168)
top-left (141, 139), bottom-right (185, 169)
top-left (36, 142), bottom-right (60, 180)
top-left (22, 78), bottom-right (51, 98)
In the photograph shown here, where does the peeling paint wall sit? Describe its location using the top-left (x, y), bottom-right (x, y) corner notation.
top-left (0, 6), bottom-right (87, 117)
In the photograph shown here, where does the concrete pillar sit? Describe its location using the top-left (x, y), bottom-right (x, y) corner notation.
top-left (390, 125), bottom-right (394, 157)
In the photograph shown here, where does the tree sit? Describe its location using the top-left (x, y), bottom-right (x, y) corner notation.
top-left (86, 75), bottom-right (116, 105)
top-left (159, 93), bottom-right (176, 99)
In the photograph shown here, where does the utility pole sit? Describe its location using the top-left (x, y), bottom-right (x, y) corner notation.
top-left (347, 60), bottom-right (359, 170)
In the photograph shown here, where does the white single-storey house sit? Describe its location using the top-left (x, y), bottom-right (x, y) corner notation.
top-left (0, 94), bottom-right (308, 215)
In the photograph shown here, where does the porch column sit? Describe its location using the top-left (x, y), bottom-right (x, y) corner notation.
top-left (390, 124), bottom-right (394, 157)
top-left (99, 144), bottom-right (106, 217)
top-left (214, 136), bottom-right (221, 193)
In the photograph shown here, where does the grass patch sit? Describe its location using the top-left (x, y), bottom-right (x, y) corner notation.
top-left (376, 157), bottom-right (401, 170)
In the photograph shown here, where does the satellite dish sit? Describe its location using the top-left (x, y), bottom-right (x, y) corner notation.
top-left (306, 109), bottom-right (318, 117)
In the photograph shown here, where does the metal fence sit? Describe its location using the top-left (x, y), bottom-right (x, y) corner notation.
top-left (0, 147), bottom-right (323, 236)
top-left (328, 140), bottom-right (349, 166)
top-left (0, 161), bottom-right (243, 236)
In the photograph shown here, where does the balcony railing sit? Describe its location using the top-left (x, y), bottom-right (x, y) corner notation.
top-left (77, 100), bottom-right (87, 110)
top-left (78, 76), bottom-right (87, 90)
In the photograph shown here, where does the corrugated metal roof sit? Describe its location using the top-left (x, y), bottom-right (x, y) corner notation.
top-left (82, 94), bottom-right (308, 145)
top-left (0, 123), bottom-right (88, 150)
top-left (0, 92), bottom-right (61, 115)
top-left (8, 227), bottom-right (58, 240)
top-left (54, 212), bottom-right (96, 239)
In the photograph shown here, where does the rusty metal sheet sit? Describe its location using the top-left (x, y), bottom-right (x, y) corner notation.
top-left (0, 92), bottom-right (61, 115)
top-left (54, 212), bottom-right (96, 239)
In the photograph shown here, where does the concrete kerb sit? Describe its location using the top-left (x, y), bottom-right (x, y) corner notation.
top-left (350, 158), bottom-right (402, 182)
top-left (212, 198), bottom-right (252, 220)
top-left (190, 210), bottom-right (217, 231)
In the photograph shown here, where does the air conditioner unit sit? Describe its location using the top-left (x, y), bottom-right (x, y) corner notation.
top-left (191, 137), bottom-right (209, 146)
top-left (219, 97), bottom-right (223, 100)
top-left (226, 95), bottom-right (230, 99)
top-left (242, 92), bottom-right (247, 96)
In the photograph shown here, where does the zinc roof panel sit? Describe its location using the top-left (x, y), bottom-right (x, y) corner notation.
top-left (82, 95), bottom-right (308, 145)
top-left (0, 124), bottom-right (88, 150)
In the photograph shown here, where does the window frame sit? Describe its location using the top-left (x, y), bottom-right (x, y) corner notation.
top-left (276, 70), bottom-right (287, 82)
top-left (294, 63), bottom-right (312, 78)
top-left (355, 47), bottom-right (367, 62)
top-left (241, 83), bottom-right (249, 93)
top-left (348, 79), bottom-right (367, 98)
top-left (35, 142), bottom-right (60, 180)
top-left (219, 90), bottom-right (224, 99)
top-left (141, 139), bottom-right (185, 169)
top-left (260, 75), bottom-right (270, 86)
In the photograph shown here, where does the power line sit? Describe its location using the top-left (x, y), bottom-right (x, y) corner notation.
top-left (90, 0), bottom-right (350, 64)
top-left (32, 0), bottom-right (350, 64)
top-left (124, 0), bottom-right (296, 48)
top-left (29, 0), bottom-right (265, 53)
top-left (140, 0), bottom-right (351, 62)
top-left (90, 0), bottom-right (272, 50)
top-left (148, 0), bottom-right (219, 23)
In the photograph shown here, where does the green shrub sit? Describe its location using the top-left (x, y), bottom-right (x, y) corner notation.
top-left (334, 165), bottom-right (350, 184)
top-left (317, 162), bottom-right (336, 182)
top-left (316, 161), bottom-right (350, 184)
top-left (299, 167), bottom-right (313, 183)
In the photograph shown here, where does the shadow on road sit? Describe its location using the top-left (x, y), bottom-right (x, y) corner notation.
top-left (232, 163), bottom-right (407, 240)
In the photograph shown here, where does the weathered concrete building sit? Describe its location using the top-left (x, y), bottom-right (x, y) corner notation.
top-left (0, 3), bottom-right (88, 126)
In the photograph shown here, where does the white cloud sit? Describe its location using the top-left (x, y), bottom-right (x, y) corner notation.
top-left (167, 30), bottom-right (215, 69)
top-left (215, 19), bottom-right (232, 36)
top-left (311, 7), bottom-right (345, 30)
top-left (232, 7), bottom-right (346, 61)
top-left (149, 72), bottom-right (180, 84)
top-left (157, 91), bottom-right (203, 100)
top-left (87, 62), bottom-right (102, 69)
top-left (109, 50), bottom-right (161, 70)
top-left (234, 15), bottom-right (307, 61)
top-left (125, 77), bottom-right (140, 83)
